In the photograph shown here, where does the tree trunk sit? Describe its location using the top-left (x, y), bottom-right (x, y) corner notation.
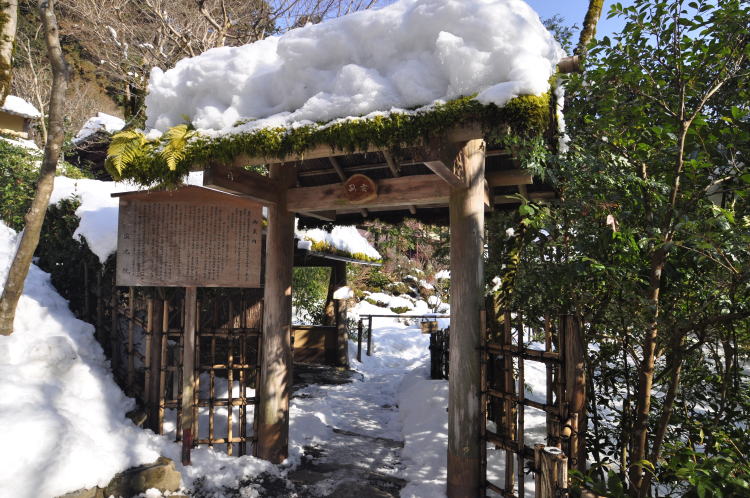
top-left (641, 349), bottom-right (684, 495)
top-left (628, 248), bottom-right (667, 495)
top-left (0, 0), bottom-right (68, 336)
top-left (0, 0), bottom-right (17, 101)
top-left (576, 0), bottom-right (604, 56)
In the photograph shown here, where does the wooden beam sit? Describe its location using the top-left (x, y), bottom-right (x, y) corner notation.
top-left (383, 151), bottom-right (417, 215)
top-left (257, 164), bottom-right (296, 464)
top-left (485, 169), bottom-right (533, 187)
top-left (286, 174), bottom-right (450, 212)
top-left (231, 126), bottom-right (485, 166)
top-left (295, 148), bottom-right (511, 179)
top-left (424, 160), bottom-right (464, 188)
top-left (203, 162), bottom-right (281, 205)
top-left (298, 210), bottom-right (336, 222)
top-left (447, 138), bottom-right (485, 497)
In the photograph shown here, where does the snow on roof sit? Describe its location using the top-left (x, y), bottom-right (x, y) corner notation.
top-left (49, 171), bottom-right (380, 264)
top-left (0, 95), bottom-right (42, 119)
top-left (73, 112), bottom-right (126, 144)
top-left (0, 135), bottom-right (40, 151)
top-left (296, 225), bottom-right (382, 262)
top-left (145, 0), bottom-right (563, 136)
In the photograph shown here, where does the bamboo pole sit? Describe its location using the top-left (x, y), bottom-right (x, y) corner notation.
top-left (518, 315), bottom-right (525, 498)
top-left (503, 311), bottom-right (515, 492)
top-left (479, 310), bottom-right (488, 498)
top-left (127, 287), bottom-right (135, 393)
top-left (181, 287), bottom-right (197, 465)
top-left (144, 298), bottom-right (154, 408)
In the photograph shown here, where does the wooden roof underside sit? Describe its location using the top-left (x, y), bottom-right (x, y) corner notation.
top-left (201, 125), bottom-right (556, 226)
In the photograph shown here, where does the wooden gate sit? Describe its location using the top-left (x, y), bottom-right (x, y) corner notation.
top-left (112, 287), bottom-right (263, 457)
top-left (480, 312), bottom-right (586, 497)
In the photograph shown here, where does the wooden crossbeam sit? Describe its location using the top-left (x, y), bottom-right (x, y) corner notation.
top-left (286, 170), bottom-right (542, 213)
top-left (203, 162), bottom-right (281, 206)
top-left (486, 169), bottom-right (533, 187)
top-left (287, 174), bottom-right (450, 212)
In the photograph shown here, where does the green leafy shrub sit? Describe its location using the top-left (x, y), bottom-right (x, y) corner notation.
top-left (662, 433), bottom-right (750, 498)
top-left (0, 140), bottom-right (40, 230)
top-left (292, 266), bottom-right (330, 324)
top-left (389, 306), bottom-right (410, 314)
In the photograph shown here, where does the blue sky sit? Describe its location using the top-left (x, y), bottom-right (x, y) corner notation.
top-left (525, 0), bottom-right (634, 41)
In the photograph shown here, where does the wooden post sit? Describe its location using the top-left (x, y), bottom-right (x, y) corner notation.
top-left (564, 316), bottom-right (587, 472)
top-left (357, 318), bottom-right (362, 363)
top-left (334, 299), bottom-right (349, 368)
top-left (257, 164), bottom-right (296, 463)
top-left (447, 138), bottom-right (486, 498)
top-left (181, 286), bottom-right (197, 465)
top-left (331, 260), bottom-right (349, 368)
top-left (366, 315), bottom-right (373, 356)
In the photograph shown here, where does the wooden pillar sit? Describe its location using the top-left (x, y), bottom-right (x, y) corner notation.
top-left (181, 286), bottom-right (197, 465)
top-left (257, 164), bottom-right (296, 463)
top-left (334, 299), bottom-right (350, 368)
top-left (447, 138), bottom-right (486, 497)
top-left (330, 260), bottom-right (349, 368)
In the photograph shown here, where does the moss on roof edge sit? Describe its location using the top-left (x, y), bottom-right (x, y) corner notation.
top-left (106, 93), bottom-right (553, 186)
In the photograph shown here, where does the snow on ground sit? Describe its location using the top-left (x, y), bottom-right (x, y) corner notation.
top-left (395, 323), bottom-right (548, 497)
top-left (1, 95), bottom-right (41, 118)
top-left (145, 0), bottom-right (563, 135)
top-left (0, 221), bottom-right (277, 498)
top-left (73, 112), bottom-right (126, 144)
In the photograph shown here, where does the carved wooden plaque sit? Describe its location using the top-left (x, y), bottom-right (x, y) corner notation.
top-left (343, 174), bottom-right (378, 204)
top-left (115, 187), bottom-right (262, 288)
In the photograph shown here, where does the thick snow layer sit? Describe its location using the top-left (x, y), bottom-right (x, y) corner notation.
top-left (145, 0), bottom-right (563, 134)
top-left (0, 221), bottom-right (159, 497)
top-left (297, 225), bottom-right (381, 260)
top-left (49, 172), bottom-right (376, 265)
top-left (1, 95), bottom-right (41, 119)
top-left (48, 173), bottom-right (205, 263)
top-left (50, 177), bottom-right (141, 263)
top-left (74, 112), bottom-right (126, 144)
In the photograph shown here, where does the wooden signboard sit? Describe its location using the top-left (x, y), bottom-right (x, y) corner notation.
top-left (343, 174), bottom-right (377, 204)
top-left (115, 186), bottom-right (262, 288)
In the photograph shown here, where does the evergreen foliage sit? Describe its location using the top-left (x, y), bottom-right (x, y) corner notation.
top-left (0, 140), bottom-right (39, 230)
top-left (489, 0), bottom-right (750, 494)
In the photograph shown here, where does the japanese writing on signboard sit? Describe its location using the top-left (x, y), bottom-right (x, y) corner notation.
top-left (116, 190), bottom-right (262, 287)
top-left (342, 174), bottom-right (378, 204)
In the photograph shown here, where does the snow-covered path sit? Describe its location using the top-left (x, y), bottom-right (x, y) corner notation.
top-left (280, 319), bottom-right (432, 496)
